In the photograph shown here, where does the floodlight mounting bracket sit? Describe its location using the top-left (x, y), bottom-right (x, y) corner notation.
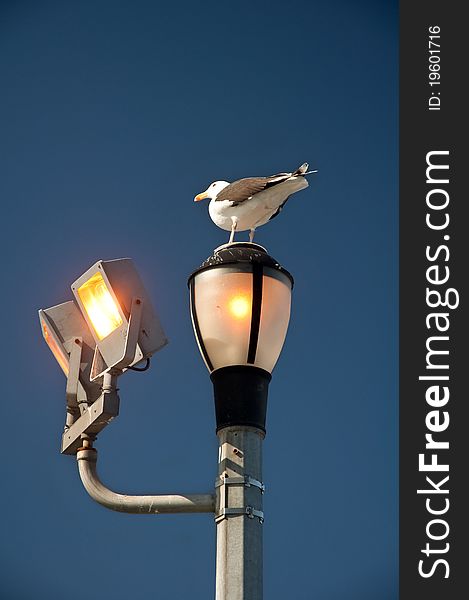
top-left (90, 297), bottom-right (144, 381)
top-left (61, 383), bottom-right (120, 455)
top-left (63, 337), bottom-right (88, 413)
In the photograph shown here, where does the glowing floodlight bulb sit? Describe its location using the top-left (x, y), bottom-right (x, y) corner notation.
top-left (40, 319), bottom-right (70, 376)
top-left (228, 294), bottom-right (251, 319)
top-left (77, 272), bottom-right (123, 340)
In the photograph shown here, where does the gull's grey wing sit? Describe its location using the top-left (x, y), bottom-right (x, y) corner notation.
top-left (215, 173), bottom-right (293, 206)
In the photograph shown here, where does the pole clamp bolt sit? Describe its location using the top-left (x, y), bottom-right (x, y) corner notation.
top-left (215, 475), bottom-right (265, 493)
top-left (215, 507), bottom-right (264, 524)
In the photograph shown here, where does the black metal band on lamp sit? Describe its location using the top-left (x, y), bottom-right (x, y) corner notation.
top-left (189, 277), bottom-right (214, 372)
top-left (210, 365), bottom-right (271, 433)
top-left (247, 262), bottom-right (263, 365)
top-left (188, 242), bottom-right (293, 433)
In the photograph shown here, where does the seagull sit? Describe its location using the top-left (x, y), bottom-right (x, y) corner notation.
top-left (194, 162), bottom-right (317, 243)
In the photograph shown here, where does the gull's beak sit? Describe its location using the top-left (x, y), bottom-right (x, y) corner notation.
top-left (194, 191), bottom-right (209, 202)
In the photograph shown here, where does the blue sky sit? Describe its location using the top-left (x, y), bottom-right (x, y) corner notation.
top-left (0, 1), bottom-right (398, 598)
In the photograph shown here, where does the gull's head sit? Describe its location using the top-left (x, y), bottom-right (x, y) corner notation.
top-left (194, 181), bottom-right (230, 202)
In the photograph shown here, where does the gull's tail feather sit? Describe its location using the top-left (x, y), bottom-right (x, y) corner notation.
top-left (293, 162), bottom-right (318, 176)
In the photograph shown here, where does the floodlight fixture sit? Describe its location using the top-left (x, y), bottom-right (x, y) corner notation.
top-left (39, 258), bottom-right (167, 454)
top-left (71, 258), bottom-right (168, 380)
top-left (39, 301), bottom-right (102, 408)
top-left (38, 301), bottom-right (116, 454)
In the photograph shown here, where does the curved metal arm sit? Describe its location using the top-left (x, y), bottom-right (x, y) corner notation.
top-left (77, 448), bottom-right (215, 514)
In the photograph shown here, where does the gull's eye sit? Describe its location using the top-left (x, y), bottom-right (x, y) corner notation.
top-left (212, 183), bottom-right (216, 187)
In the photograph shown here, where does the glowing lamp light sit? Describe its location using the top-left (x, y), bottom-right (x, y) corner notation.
top-left (77, 271), bottom-right (123, 340)
top-left (229, 295), bottom-right (251, 319)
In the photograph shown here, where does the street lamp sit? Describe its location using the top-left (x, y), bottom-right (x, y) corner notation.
top-left (39, 244), bottom-right (293, 600)
top-left (188, 242), bottom-right (293, 598)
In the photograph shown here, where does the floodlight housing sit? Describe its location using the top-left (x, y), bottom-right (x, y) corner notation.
top-left (39, 301), bottom-right (102, 407)
top-left (72, 258), bottom-right (167, 380)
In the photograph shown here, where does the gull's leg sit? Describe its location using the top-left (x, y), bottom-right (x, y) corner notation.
top-left (229, 217), bottom-right (238, 243)
top-left (249, 228), bottom-right (256, 243)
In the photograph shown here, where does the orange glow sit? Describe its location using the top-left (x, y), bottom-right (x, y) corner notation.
top-left (228, 294), bottom-right (251, 319)
top-left (77, 271), bottom-right (123, 340)
top-left (42, 322), bottom-right (69, 376)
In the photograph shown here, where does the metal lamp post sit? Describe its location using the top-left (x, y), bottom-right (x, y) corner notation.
top-left (39, 243), bottom-right (293, 600)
